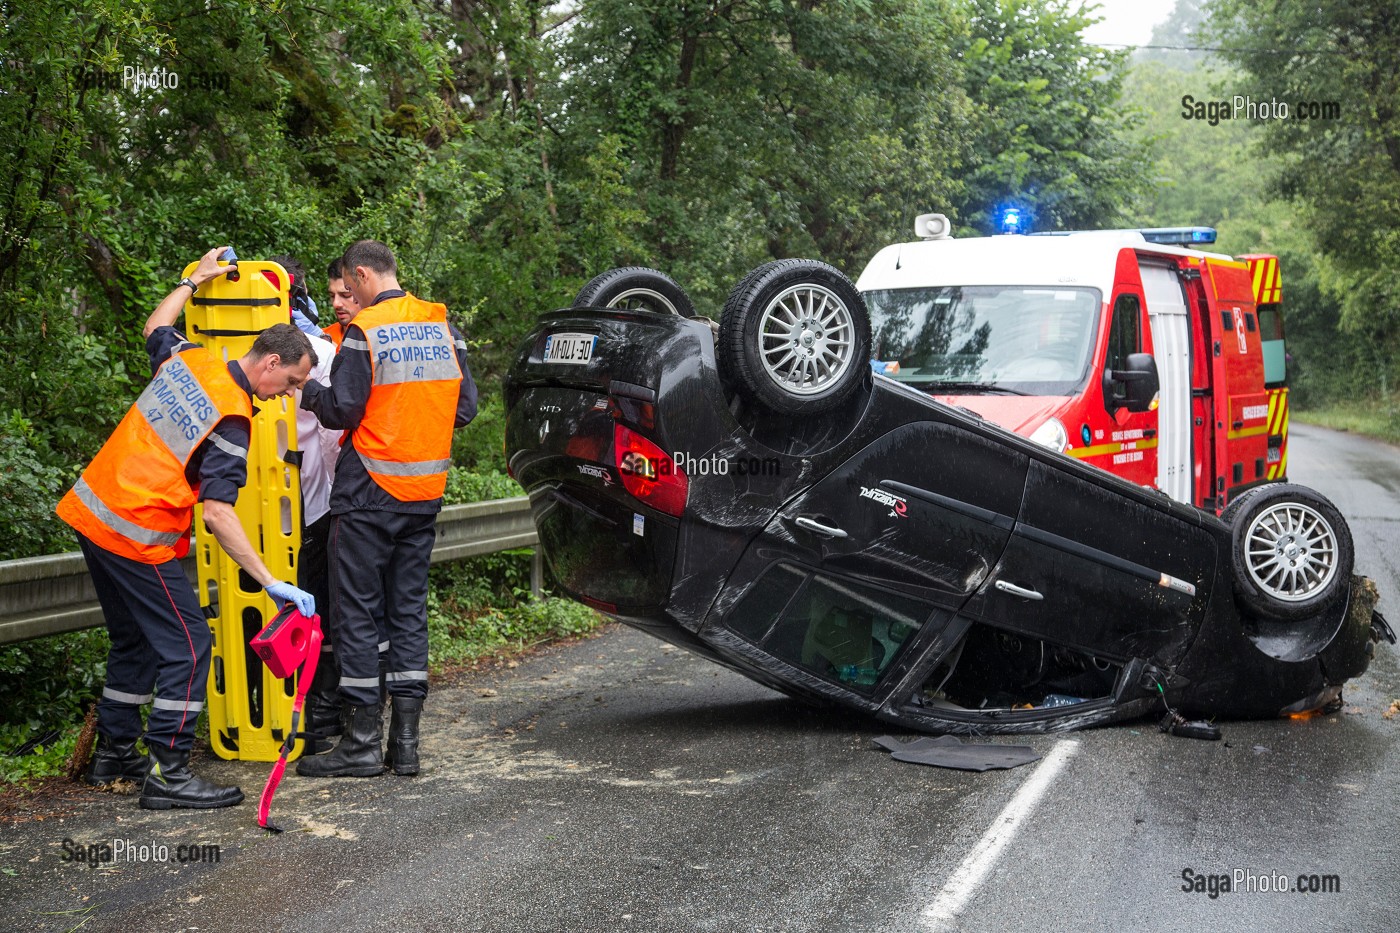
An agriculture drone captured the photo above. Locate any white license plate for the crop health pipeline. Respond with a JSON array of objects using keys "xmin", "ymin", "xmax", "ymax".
[{"xmin": 544, "ymin": 333, "xmax": 597, "ymax": 364}]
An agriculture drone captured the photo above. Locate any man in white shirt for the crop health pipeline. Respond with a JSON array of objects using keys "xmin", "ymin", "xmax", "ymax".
[{"xmin": 296, "ymin": 315, "xmax": 346, "ymax": 749}]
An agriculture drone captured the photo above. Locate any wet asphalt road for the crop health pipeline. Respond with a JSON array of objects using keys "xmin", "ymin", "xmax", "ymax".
[{"xmin": 1, "ymin": 423, "xmax": 1396, "ymax": 933}]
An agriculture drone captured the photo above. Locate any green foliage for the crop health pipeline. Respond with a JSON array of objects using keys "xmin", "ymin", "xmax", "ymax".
[
  {"xmin": 954, "ymin": 0, "xmax": 1152, "ymax": 234},
  {"xmin": 1123, "ymin": 60, "xmax": 1267, "ymax": 231},
  {"xmin": 0, "ymin": 412, "xmax": 74, "ymax": 560},
  {"xmin": 555, "ymin": 0, "xmax": 974, "ymax": 302},
  {"xmin": 1, "ymin": 1, "xmax": 1161, "ymax": 552},
  {"xmin": 0, "ymin": 628, "xmax": 109, "ymax": 741},
  {"xmin": 451, "ymin": 392, "xmax": 509, "ymax": 475},
  {"xmin": 0, "ymin": 726, "xmax": 82, "ymax": 785},
  {"xmin": 1124, "ymin": 4, "xmax": 1399, "ymax": 412},
  {"xmin": 427, "ymin": 550, "xmax": 601, "ymax": 666},
  {"xmin": 1205, "ymin": 0, "xmax": 1400, "ymax": 400},
  {"xmin": 444, "ymin": 468, "xmax": 522, "ymax": 505}
]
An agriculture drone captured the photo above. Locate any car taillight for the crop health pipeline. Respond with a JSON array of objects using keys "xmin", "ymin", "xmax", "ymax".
[{"xmin": 613, "ymin": 423, "xmax": 687, "ymax": 517}]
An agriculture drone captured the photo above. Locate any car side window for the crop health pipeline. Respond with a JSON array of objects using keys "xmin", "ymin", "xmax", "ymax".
[
  {"xmin": 727, "ymin": 564, "xmax": 927, "ymax": 693},
  {"xmin": 1104, "ymin": 294, "xmax": 1141, "ymax": 403}
]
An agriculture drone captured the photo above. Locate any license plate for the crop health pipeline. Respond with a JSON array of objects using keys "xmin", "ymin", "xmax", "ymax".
[{"xmin": 544, "ymin": 333, "xmax": 597, "ymax": 364}]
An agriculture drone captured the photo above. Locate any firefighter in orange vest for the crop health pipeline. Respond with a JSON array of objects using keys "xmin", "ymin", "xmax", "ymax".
[
  {"xmin": 56, "ymin": 247, "xmax": 318, "ymax": 810},
  {"xmin": 319, "ymin": 256, "xmax": 362, "ymax": 350},
  {"xmin": 297, "ymin": 239, "xmax": 477, "ymax": 778}
]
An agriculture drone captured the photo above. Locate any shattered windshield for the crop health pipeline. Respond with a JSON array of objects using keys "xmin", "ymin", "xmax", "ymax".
[{"xmin": 864, "ymin": 285, "xmax": 1102, "ymax": 396}]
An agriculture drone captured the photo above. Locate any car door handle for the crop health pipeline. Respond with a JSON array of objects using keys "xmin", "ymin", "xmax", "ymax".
[
  {"xmin": 794, "ymin": 516, "xmax": 848, "ymax": 538},
  {"xmin": 995, "ymin": 580, "xmax": 1044, "ymax": 601}
]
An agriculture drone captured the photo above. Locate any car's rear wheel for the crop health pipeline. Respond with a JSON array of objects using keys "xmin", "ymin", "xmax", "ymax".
[
  {"xmin": 718, "ymin": 259, "xmax": 871, "ymax": 415},
  {"xmin": 1221, "ymin": 483, "xmax": 1353, "ymax": 621},
  {"xmin": 572, "ymin": 267, "xmax": 696, "ymax": 317}
]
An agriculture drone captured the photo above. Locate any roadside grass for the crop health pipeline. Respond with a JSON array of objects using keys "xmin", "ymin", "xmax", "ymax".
[{"xmin": 1294, "ymin": 400, "xmax": 1400, "ymax": 446}]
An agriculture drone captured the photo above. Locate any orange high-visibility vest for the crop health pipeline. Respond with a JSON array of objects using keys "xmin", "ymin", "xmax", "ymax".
[
  {"xmin": 348, "ymin": 294, "xmax": 462, "ymax": 501},
  {"xmin": 322, "ymin": 322, "xmax": 345, "ymax": 350},
  {"xmin": 57, "ymin": 347, "xmax": 253, "ymax": 563}
]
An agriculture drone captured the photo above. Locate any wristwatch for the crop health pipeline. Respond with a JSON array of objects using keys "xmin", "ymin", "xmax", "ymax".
[{"xmin": 177, "ymin": 276, "xmax": 198, "ymax": 294}]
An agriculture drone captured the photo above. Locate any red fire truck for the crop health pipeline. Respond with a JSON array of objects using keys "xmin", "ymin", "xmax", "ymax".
[{"xmin": 856, "ymin": 217, "xmax": 1289, "ymax": 511}]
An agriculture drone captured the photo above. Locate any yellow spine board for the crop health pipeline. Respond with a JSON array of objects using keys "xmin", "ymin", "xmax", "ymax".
[{"xmin": 182, "ymin": 260, "xmax": 305, "ymax": 762}]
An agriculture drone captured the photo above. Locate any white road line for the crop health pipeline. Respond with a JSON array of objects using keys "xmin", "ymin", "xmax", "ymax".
[{"xmin": 921, "ymin": 739, "xmax": 1081, "ymax": 931}]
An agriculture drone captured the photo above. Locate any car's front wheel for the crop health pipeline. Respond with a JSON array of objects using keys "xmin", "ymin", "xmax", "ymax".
[
  {"xmin": 718, "ymin": 259, "xmax": 871, "ymax": 416},
  {"xmin": 1222, "ymin": 483, "xmax": 1353, "ymax": 621}
]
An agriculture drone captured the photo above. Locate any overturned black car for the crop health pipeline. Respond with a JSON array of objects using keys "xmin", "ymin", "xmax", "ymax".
[{"xmin": 504, "ymin": 261, "xmax": 1392, "ymax": 734}]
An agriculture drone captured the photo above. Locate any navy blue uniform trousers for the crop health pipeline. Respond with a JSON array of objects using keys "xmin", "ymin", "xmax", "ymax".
[
  {"xmin": 298, "ymin": 511, "xmax": 341, "ymax": 700},
  {"xmin": 329, "ymin": 510, "xmax": 433, "ymax": 706},
  {"xmin": 79, "ymin": 533, "xmax": 210, "ymax": 752}
]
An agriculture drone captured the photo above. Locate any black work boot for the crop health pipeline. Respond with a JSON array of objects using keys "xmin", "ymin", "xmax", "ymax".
[
  {"xmin": 303, "ymin": 691, "xmax": 343, "ymax": 755},
  {"xmin": 85, "ymin": 734, "xmax": 149, "ymax": 786},
  {"xmin": 295, "ymin": 703, "xmax": 384, "ymax": 778},
  {"xmin": 139, "ymin": 744, "xmax": 244, "ymax": 810},
  {"xmin": 385, "ymin": 697, "xmax": 423, "ymax": 776}
]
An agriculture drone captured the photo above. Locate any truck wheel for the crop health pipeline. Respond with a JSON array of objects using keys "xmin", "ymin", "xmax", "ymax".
[
  {"xmin": 1221, "ymin": 483, "xmax": 1353, "ymax": 622},
  {"xmin": 718, "ymin": 259, "xmax": 871, "ymax": 415},
  {"xmin": 572, "ymin": 267, "xmax": 696, "ymax": 317}
]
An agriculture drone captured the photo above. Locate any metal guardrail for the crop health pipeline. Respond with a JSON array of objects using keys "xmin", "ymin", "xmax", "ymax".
[{"xmin": 0, "ymin": 497, "xmax": 537, "ymax": 646}]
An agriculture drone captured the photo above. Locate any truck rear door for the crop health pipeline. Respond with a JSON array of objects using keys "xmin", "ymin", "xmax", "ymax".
[
  {"xmin": 1200, "ymin": 258, "xmax": 1270, "ymax": 509},
  {"xmin": 1140, "ymin": 261, "xmax": 1193, "ymax": 503}
]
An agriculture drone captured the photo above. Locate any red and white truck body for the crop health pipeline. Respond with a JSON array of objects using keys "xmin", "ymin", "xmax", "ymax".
[{"xmin": 856, "ymin": 222, "xmax": 1289, "ymax": 512}]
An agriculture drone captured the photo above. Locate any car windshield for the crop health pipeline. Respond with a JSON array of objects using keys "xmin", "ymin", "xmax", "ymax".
[{"xmin": 864, "ymin": 285, "xmax": 1102, "ymax": 396}]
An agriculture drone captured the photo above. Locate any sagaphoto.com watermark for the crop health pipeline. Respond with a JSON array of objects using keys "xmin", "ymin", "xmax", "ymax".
[
  {"xmin": 1180, "ymin": 866, "xmax": 1341, "ymax": 898},
  {"xmin": 618, "ymin": 450, "xmax": 782, "ymax": 480},
  {"xmin": 1181, "ymin": 94, "xmax": 1341, "ymax": 126},
  {"xmin": 61, "ymin": 836, "xmax": 222, "ymax": 870},
  {"xmin": 75, "ymin": 65, "xmax": 230, "ymax": 94}
]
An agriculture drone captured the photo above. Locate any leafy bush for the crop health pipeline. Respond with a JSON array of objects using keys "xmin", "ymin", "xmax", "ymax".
[
  {"xmin": 0, "ymin": 628, "xmax": 109, "ymax": 776},
  {"xmin": 0, "ymin": 412, "xmax": 76, "ymax": 561},
  {"xmin": 0, "ymin": 727, "xmax": 82, "ymax": 785},
  {"xmin": 451, "ymin": 388, "xmax": 508, "ymax": 475},
  {"xmin": 427, "ymin": 549, "xmax": 601, "ymax": 666},
  {"xmin": 444, "ymin": 467, "xmax": 522, "ymax": 505}
]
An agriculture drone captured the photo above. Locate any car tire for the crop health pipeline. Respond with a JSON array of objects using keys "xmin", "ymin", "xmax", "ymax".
[
  {"xmin": 1221, "ymin": 483, "xmax": 1353, "ymax": 622},
  {"xmin": 572, "ymin": 267, "xmax": 696, "ymax": 317},
  {"xmin": 718, "ymin": 259, "xmax": 872, "ymax": 415}
]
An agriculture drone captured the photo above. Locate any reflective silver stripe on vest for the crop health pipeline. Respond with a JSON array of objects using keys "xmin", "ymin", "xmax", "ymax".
[
  {"xmin": 135, "ymin": 355, "xmax": 224, "ymax": 463},
  {"xmin": 378, "ymin": 640, "xmax": 391, "ymax": 653},
  {"xmin": 385, "ymin": 670, "xmax": 428, "ymax": 682},
  {"xmin": 357, "ymin": 453, "xmax": 452, "ymax": 477},
  {"xmin": 341, "ymin": 337, "xmax": 369, "ymax": 352},
  {"xmin": 208, "ymin": 432, "xmax": 247, "ymax": 460},
  {"xmin": 365, "ymin": 321, "xmax": 460, "ymax": 386},
  {"xmin": 74, "ymin": 477, "xmax": 184, "ymax": 547},
  {"xmin": 103, "ymin": 687, "xmax": 154, "ymax": 705},
  {"xmin": 152, "ymin": 698, "xmax": 204, "ymax": 713},
  {"xmin": 340, "ymin": 676, "xmax": 380, "ymax": 689},
  {"xmin": 454, "ymin": 338, "xmax": 467, "ymax": 352}
]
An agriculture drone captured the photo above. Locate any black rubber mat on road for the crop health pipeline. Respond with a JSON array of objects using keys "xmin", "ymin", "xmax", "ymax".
[{"xmin": 873, "ymin": 735, "xmax": 1042, "ymax": 771}]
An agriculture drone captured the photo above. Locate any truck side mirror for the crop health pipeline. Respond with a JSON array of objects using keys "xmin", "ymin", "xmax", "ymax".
[{"xmin": 1104, "ymin": 352, "xmax": 1160, "ymax": 414}]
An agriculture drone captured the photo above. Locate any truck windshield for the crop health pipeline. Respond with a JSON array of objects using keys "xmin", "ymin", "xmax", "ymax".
[{"xmin": 864, "ymin": 285, "xmax": 1102, "ymax": 396}]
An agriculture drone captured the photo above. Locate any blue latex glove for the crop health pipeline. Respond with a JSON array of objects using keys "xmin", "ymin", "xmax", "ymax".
[
  {"xmin": 291, "ymin": 301, "xmax": 322, "ymax": 337},
  {"xmin": 266, "ymin": 581, "xmax": 315, "ymax": 618}
]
